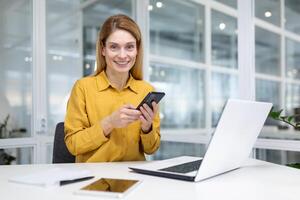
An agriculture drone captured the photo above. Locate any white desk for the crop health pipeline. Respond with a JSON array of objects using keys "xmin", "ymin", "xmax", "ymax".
[{"xmin": 1, "ymin": 159, "xmax": 300, "ymax": 200}]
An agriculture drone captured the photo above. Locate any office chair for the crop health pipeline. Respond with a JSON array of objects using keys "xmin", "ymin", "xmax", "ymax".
[{"xmin": 52, "ymin": 122, "xmax": 75, "ymax": 163}]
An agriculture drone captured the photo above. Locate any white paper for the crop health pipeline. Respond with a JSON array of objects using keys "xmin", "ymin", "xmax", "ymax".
[{"xmin": 8, "ymin": 167, "xmax": 93, "ymax": 188}]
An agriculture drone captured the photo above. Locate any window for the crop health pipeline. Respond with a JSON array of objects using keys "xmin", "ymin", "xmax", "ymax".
[
  {"xmin": 254, "ymin": 0, "xmax": 300, "ymax": 164},
  {"xmin": 255, "ymin": 27, "xmax": 281, "ymax": 76},
  {"xmin": 150, "ymin": 0, "xmax": 205, "ymax": 62},
  {"xmin": 286, "ymin": 83, "xmax": 300, "ymax": 115},
  {"xmin": 46, "ymin": 0, "xmax": 82, "ymax": 134},
  {"xmin": 286, "ymin": 38, "xmax": 300, "ymax": 79},
  {"xmin": 256, "ymin": 79, "xmax": 281, "ymax": 109},
  {"xmin": 211, "ymin": 72, "xmax": 238, "ymax": 126},
  {"xmin": 285, "ymin": 0, "xmax": 300, "ymax": 34},
  {"xmin": 150, "ymin": 63, "xmax": 205, "ymax": 129},
  {"xmin": 0, "ymin": 0, "xmax": 32, "ymax": 139},
  {"xmin": 0, "ymin": 147, "xmax": 33, "ymax": 165},
  {"xmin": 149, "ymin": 0, "xmax": 206, "ymax": 130},
  {"xmin": 153, "ymin": 141, "xmax": 206, "ymax": 160},
  {"xmin": 255, "ymin": 148, "xmax": 300, "ymax": 165},
  {"xmin": 214, "ymin": 0, "xmax": 237, "ymax": 9},
  {"xmin": 211, "ymin": 10, "xmax": 237, "ymax": 69},
  {"xmin": 286, "ymin": 38, "xmax": 300, "ymax": 116},
  {"xmin": 255, "ymin": 0, "xmax": 280, "ymax": 26}
]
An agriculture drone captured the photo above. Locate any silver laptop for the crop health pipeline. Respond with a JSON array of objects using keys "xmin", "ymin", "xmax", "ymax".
[{"xmin": 129, "ymin": 99, "xmax": 272, "ymax": 182}]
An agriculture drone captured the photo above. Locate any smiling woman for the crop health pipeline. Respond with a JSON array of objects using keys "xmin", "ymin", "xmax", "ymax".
[
  {"xmin": 64, "ymin": 14, "xmax": 161, "ymax": 163},
  {"xmin": 102, "ymin": 30, "xmax": 138, "ymax": 80}
]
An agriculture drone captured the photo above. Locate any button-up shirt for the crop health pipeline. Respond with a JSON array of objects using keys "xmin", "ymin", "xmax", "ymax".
[{"xmin": 64, "ymin": 71, "xmax": 161, "ymax": 162}]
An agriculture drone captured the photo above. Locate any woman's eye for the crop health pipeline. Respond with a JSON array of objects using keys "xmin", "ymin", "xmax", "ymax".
[
  {"xmin": 109, "ymin": 45, "xmax": 118, "ymax": 50},
  {"xmin": 126, "ymin": 45, "xmax": 135, "ymax": 50}
]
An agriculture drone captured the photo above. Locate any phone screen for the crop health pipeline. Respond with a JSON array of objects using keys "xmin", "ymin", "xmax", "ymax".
[
  {"xmin": 136, "ymin": 92, "xmax": 165, "ymax": 110},
  {"xmin": 80, "ymin": 178, "xmax": 139, "ymax": 193}
]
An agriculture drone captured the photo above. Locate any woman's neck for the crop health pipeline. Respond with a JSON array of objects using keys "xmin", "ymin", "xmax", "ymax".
[{"xmin": 105, "ymin": 68, "xmax": 129, "ymax": 91}]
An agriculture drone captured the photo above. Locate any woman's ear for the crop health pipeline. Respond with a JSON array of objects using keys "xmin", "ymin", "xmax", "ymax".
[{"xmin": 102, "ymin": 47, "xmax": 106, "ymax": 56}]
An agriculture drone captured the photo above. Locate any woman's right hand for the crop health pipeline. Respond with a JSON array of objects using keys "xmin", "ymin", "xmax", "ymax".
[{"xmin": 101, "ymin": 104, "xmax": 141, "ymax": 136}]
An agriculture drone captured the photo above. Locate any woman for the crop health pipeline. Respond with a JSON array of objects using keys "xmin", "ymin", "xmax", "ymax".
[{"xmin": 64, "ymin": 14, "xmax": 161, "ymax": 162}]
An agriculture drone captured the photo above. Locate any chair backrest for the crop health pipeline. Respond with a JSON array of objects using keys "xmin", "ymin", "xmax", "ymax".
[{"xmin": 52, "ymin": 122, "xmax": 75, "ymax": 163}]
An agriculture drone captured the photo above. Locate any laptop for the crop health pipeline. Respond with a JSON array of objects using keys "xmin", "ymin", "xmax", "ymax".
[{"xmin": 129, "ymin": 99, "xmax": 272, "ymax": 182}]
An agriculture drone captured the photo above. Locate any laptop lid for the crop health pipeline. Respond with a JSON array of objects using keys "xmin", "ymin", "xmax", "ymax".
[
  {"xmin": 194, "ymin": 99, "xmax": 272, "ymax": 181},
  {"xmin": 129, "ymin": 99, "xmax": 272, "ymax": 182}
]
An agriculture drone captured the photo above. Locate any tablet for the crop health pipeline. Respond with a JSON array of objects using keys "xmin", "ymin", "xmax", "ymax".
[{"xmin": 74, "ymin": 178, "xmax": 141, "ymax": 198}]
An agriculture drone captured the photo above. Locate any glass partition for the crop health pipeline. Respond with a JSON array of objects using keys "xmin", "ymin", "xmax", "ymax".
[
  {"xmin": 211, "ymin": 72, "xmax": 238, "ymax": 126},
  {"xmin": 255, "ymin": 148, "xmax": 300, "ymax": 166},
  {"xmin": 46, "ymin": 144, "xmax": 53, "ymax": 164},
  {"xmin": 150, "ymin": 0, "xmax": 205, "ymax": 62},
  {"xmin": 286, "ymin": 38, "xmax": 300, "ymax": 79},
  {"xmin": 0, "ymin": 0, "xmax": 32, "ymax": 138},
  {"xmin": 150, "ymin": 63, "xmax": 205, "ymax": 129},
  {"xmin": 211, "ymin": 10, "xmax": 237, "ymax": 69},
  {"xmin": 0, "ymin": 147, "xmax": 33, "ymax": 165},
  {"xmin": 214, "ymin": 0, "xmax": 237, "ymax": 9},
  {"xmin": 255, "ymin": 27, "xmax": 281, "ymax": 76},
  {"xmin": 46, "ymin": 0, "xmax": 82, "ymax": 135},
  {"xmin": 254, "ymin": 0, "xmax": 300, "ymax": 142},
  {"xmin": 285, "ymin": 0, "xmax": 300, "ymax": 34},
  {"xmin": 286, "ymin": 83, "xmax": 300, "ymax": 116},
  {"xmin": 255, "ymin": 0, "xmax": 280, "ymax": 26},
  {"xmin": 256, "ymin": 79, "xmax": 281, "ymax": 129},
  {"xmin": 256, "ymin": 79, "xmax": 281, "ymax": 109},
  {"xmin": 153, "ymin": 141, "xmax": 206, "ymax": 160}
]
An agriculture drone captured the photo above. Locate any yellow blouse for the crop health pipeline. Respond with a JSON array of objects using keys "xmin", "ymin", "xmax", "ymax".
[{"xmin": 64, "ymin": 71, "xmax": 161, "ymax": 163}]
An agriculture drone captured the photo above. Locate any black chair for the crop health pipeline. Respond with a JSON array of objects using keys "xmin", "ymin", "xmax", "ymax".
[{"xmin": 52, "ymin": 122, "xmax": 75, "ymax": 163}]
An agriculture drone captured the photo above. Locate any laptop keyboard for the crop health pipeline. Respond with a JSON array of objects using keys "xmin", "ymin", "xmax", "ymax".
[{"xmin": 159, "ymin": 160, "xmax": 202, "ymax": 174}]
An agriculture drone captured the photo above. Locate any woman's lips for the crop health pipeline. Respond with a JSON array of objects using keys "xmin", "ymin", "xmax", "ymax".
[{"xmin": 114, "ymin": 61, "xmax": 130, "ymax": 67}]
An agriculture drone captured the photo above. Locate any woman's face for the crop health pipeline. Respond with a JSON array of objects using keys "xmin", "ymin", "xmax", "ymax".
[{"xmin": 102, "ymin": 29, "xmax": 137, "ymax": 74}]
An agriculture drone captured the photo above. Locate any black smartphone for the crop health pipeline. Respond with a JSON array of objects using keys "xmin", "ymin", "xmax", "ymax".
[{"xmin": 136, "ymin": 92, "xmax": 165, "ymax": 110}]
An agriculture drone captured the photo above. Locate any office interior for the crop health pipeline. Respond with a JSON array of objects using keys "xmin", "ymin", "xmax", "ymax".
[{"xmin": 0, "ymin": 0, "xmax": 300, "ymax": 166}]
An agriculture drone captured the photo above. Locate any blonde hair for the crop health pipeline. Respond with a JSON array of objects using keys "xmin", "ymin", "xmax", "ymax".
[{"xmin": 94, "ymin": 14, "xmax": 143, "ymax": 80}]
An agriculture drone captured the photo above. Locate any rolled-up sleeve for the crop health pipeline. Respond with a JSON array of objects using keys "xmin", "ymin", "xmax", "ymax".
[
  {"xmin": 140, "ymin": 109, "xmax": 161, "ymax": 154},
  {"xmin": 64, "ymin": 80, "xmax": 108, "ymax": 156}
]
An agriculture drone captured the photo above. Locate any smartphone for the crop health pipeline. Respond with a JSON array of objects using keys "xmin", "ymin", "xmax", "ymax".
[
  {"xmin": 74, "ymin": 178, "xmax": 141, "ymax": 198},
  {"xmin": 136, "ymin": 92, "xmax": 165, "ymax": 110}
]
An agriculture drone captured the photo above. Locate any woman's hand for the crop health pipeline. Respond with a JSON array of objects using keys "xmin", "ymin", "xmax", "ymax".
[
  {"xmin": 101, "ymin": 104, "xmax": 141, "ymax": 136},
  {"xmin": 139, "ymin": 102, "xmax": 158, "ymax": 133}
]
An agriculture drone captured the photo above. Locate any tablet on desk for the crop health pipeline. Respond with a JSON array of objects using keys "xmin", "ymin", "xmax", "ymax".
[{"xmin": 74, "ymin": 178, "xmax": 141, "ymax": 198}]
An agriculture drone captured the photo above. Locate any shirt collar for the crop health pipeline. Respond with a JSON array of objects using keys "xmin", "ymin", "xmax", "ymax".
[
  {"xmin": 96, "ymin": 71, "xmax": 110, "ymax": 91},
  {"xmin": 124, "ymin": 73, "xmax": 139, "ymax": 93},
  {"xmin": 96, "ymin": 71, "xmax": 139, "ymax": 94}
]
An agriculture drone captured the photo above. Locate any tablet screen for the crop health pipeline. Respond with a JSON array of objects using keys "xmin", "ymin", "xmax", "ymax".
[{"xmin": 80, "ymin": 178, "xmax": 139, "ymax": 193}]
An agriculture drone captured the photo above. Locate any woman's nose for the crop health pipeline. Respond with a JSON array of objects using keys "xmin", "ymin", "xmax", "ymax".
[{"xmin": 118, "ymin": 48, "xmax": 127, "ymax": 58}]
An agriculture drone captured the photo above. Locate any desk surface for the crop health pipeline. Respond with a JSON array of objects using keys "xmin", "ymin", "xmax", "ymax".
[{"xmin": 1, "ymin": 159, "xmax": 300, "ymax": 200}]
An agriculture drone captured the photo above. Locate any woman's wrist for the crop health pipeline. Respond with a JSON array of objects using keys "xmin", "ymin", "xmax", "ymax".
[
  {"xmin": 101, "ymin": 116, "xmax": 113, "ymax": 136},
  {"xmin": 142, "ymin": 125, "xmax": 152, "ymax": 134}
]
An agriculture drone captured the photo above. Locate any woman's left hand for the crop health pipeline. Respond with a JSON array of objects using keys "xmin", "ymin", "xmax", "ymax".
[{"xmin": 139, "ymin": 102, "xmax": 158, "ymax": 133}]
